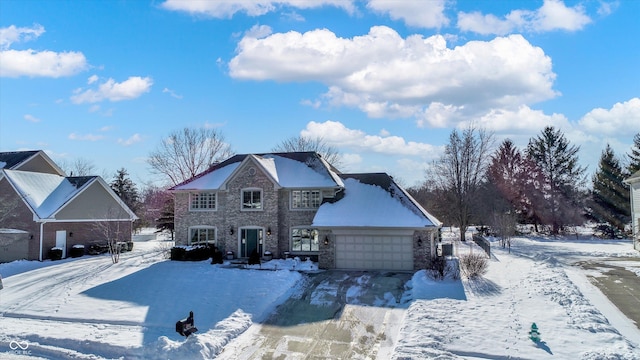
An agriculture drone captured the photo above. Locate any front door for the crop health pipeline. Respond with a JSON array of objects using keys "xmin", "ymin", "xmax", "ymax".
[
  {"xmin": 240, "ymin": 228, "xmax": 263, "ymax": 257},
  {"xmin": 55, "ymin": 230, "xmax": 67, "ymax": 258}
]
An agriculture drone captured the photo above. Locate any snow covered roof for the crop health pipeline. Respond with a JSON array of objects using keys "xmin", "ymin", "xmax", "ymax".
[
  {"xmin": 172, "ymin": 152, "xmax": 343, "ymax": 191},
  {"xmin": 2, "ymin": 170, "xmax": 91, "ymax": 219},
  {"xmin": 1, "ymin": 169, "xmax": 136, "ymax": 221},
  {"xmin": 313, "ymin": 176, "xmax": 440, "ymax": 228}
]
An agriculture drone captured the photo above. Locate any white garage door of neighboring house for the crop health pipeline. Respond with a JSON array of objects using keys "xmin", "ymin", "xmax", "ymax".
[{"xmin": 334, "ymin": 230, "xmax": 414, "ymax": 271}]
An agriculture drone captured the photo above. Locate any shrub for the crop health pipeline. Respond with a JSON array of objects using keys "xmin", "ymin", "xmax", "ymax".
[
  {"xmin": 170, "ymin": 245, "xmax": 211, "ymax": 261},
  {"xmin": 49, "ymin": 248, "xmax": 63, "ymax": 261},
  {"xmin": 211, "ymin": 248, "xmax": 224, "ymax": 264},
  {"xmin": 460, "ymin": 253, "xmax": 489, "ymax": 278},
  {"xmin": 426, "ymin": 256, "xmax": 459, "ymax": 280}
]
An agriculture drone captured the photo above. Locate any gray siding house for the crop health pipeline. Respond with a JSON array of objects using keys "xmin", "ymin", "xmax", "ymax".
[
  {"xmin": 171, "ymin": 152, "xmax": 441, "ymax": 271},
  {"xmin": 624, "ymin": 170, "xmax": 640, "ymax": 251},
  {"xmin": 0, "ymin": 150, "xmax": 138, "ymax": 261}
]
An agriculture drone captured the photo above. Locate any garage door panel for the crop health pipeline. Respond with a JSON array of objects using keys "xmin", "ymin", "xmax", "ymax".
[{"xmin": 335, "ymin": 233, "xmax": 413, "ymax": 271}]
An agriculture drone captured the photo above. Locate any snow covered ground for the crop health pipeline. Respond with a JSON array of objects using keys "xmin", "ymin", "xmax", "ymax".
[{"xmin": 1, "ymin": 230, "xmax": 639, "ymax": 359}]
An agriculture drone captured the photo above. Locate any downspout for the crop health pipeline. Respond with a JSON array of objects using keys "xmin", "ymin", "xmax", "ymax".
[{"xmin": 39, "ymin": 221, "xmax": 46, "ymax": 261}]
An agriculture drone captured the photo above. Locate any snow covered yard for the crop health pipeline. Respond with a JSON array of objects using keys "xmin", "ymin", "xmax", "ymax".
[
  {"xmin": 0, "ymin": 240, "xmax": 308, "ymax": 359},
  {"xmin": 394, "ymin": 235, "xmax": 640, "ymax": 359},
  {"xmin": 1, "ymin": 233, "xmax": 639, "ymax": 359}
]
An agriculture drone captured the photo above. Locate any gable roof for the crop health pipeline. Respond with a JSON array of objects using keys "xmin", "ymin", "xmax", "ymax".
[
  {"xmin": 172, "ymin": 152, "xmax": 343, "ymax": 191},
  {"xmin": 1, "ymin": 169, "xmax": 136, "ymax": 221},
  {"xmin": 0, "ymin": 150, "xmax": 39, "ymax": 169},
  {"xmin": 0, "ymin": 150, "xmax": 65, "ymax": 175},
  {"xmin": 313, "ymin": 173, "xmax": 441, "ymax": 229}
]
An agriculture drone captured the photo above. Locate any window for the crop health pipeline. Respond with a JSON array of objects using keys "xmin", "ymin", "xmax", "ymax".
[
  {"xmin": 190, "ymin": 192, "xmax": 216, "ymax": 210},
  {"xmin": 291, "ymin": 228, "xmax": 319, "ymax": 252},
  {"xmin": 189, "ymin": 227, "xmax": 216, "ymax": 245},
  {"xmin": 242, "ymin": 189, "xmax": 262, "ymax": 210},
  {"xmin": 291, "ymin": 190, "xmax": 321, "ymax": 209}
]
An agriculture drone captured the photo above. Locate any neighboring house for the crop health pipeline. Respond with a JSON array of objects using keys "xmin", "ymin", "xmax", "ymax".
[
  {"xmin": 0, "ymin": 150, "xmax": 66, "ymax": 176},
  {"xmin": 624, "ymin": 170, "xmax": 640, "ymax": 251},
  {"xmin": 0, "ymin": 151, "xmax": 138, "ymax": 262},
  {"xmin": 171, "ymin": 152, "xmax": 441, "ymax": 271}
]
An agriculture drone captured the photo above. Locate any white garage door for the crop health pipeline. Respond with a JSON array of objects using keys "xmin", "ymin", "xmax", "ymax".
[{"xmin": 335, "ymin": 232, "xmax": 414, "ymax": 271}]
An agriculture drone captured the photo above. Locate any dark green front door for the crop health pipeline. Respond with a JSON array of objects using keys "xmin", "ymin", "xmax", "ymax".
[{"xmin": 241, "ymin": 228, "xmax": 262, "ymax": 257}]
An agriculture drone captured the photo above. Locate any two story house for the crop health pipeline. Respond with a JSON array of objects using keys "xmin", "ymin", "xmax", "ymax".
[
  {"xmin": 171, "ymin": 152, "xmax": 441, "ymax": 270},
  {"xmin": 0, "ymin": 150, "xmax": 138, "ymax": 261}
]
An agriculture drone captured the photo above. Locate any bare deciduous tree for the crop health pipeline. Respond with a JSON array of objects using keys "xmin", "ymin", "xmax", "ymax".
[
  {"xmin": 148, "ymin": 127, "xmax": 234, "ymax": 186},
  {"xmin": 272, "ymin": 136, "xmax": 343, "ymax": 169},
  {"xmin": 59, "ymin": 157, "xmax": 96, "ymax": 176},
  {"xmin": 431, "ymin": 126, "xmax": 494, "ymax": 242}
]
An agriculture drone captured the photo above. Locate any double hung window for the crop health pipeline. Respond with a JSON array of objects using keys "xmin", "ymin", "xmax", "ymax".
[
  {"xmin": 291, "ymin": 228, "xmax": 319, "ymax": 252},
  {"xmin": 242, "ymin": 189, "xmax": 262, "ymax": 210}
]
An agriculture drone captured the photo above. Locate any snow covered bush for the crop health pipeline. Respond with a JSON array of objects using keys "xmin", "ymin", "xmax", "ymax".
[
  {"xmin": 459, "ymin": 253, "xmax": 488, "ymax": 278},
  {"xmin": 427, "ymin": 256, "xmax": 460, "ymax": 280},
  {"xmin": 170, "ymin": 245, "xmax": 211, "ymax": 261}
]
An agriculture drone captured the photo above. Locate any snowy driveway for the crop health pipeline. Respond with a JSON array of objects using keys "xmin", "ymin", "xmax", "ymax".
[{"xmin": 217, "ymin": 271, "xmax": 412, "ymax": 359}]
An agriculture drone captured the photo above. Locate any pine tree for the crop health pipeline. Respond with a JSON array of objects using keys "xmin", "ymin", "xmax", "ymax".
[
  {"xmin": 628, "ymin": 133, "xmax": 640, "ymax": 176},
  {"xmin": 590, "ymin": 144, "xmax": 630, "ymax": 232},
  {"xmin": 526, "ymin": 126, "xmax": 587, "ymax": 234},
  {"xmin": 156, "ymin": 197, "xmax": 175, "ymax": 240},
  {"xmin": 110, "ymin": 168, "xmax": 140, "ymax": 214}
]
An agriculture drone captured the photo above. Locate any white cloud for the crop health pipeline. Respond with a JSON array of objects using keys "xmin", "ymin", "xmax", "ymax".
[
  {"xmin": 71, "ymin": 76, "xmax": 153, "ymax": 104},
  {"xmin": 118, "ymin": 133, "xmax": 143, "ymax": 146},
  {"xmin": 0, "ymin": 24, "xmax": 87, "ymax": 78},
  {"xmin": 88, "ymin": 75, "xmax": 99, "ymax": 84},
  {"xmin": 68, "ymin": 133, "xmax": 104, "ymax": 141},
  {"xmin": 23, "ymin": 114, "xmax": 40, "ymax": 123},
  {"xmin": 161, "ymin": 0, "xmax": 355, "ymax": 18},
  {"xmin": 0, "ymin": 24, "xmax": 45, "ymax": 49},
  {"xmin": 301, "ymin": 120, "xmax": 438, "ymax": 157},
  {"xmin": 367, "ymin": 0, "xmax": 449, "ymax": 29},
  {"xmin": 230, "ymin": 26, "xmax": 557, "ymax": 123},
  {"xmin": 162, "ymin": 87, "xmax": 183, "ymax": 99},
  {"xmin": 578, "ymin": 98, "xmax": 640, "ymax": 136},
  {"xmin": 458, "ymin": 0, "xmax": 592, "ymax": 35},
  {"xmin": 462, "ymin": 105, "xmax": 571, "ymax": 134}
]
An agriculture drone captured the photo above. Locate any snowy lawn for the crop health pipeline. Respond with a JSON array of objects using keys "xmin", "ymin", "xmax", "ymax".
[
  {"xmin": 394, "ymin": 234, "xmax": 640, "ymax": 360},
  {"xmin": 1, "ymin": 233, "xmax": 640, "ymax": 359},
  {"xmin": 0, "ymin": 240, "xmax": 311, "ymax": 359}
]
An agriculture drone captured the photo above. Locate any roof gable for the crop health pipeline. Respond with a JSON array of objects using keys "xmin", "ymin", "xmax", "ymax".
[
  {"xmin": 2, "ymin": 169, "xmax": 136, "ymax": 221},
  {"xmin": 172, "ymin": 152, "xmax": 343, "ymax": 191},
  {"xmin": 0, "ymin": 150, "xmax": 65, "ymax": 176}
]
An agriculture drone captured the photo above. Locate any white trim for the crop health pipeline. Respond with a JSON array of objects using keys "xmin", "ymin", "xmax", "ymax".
[
  {"xmin": 188, "ymin": 225, "xmax": 217, "ymax": 245},
  {"xmin": 189, "ymin": 191, "xmax": 217, "ymax": 211},
  {"xmin": 290, "ymin": 189, "xmax": 322, "ymax": 210},
  {"xmin": 241, "ymin": 187, "xmax": 263, "ymax": 211}
]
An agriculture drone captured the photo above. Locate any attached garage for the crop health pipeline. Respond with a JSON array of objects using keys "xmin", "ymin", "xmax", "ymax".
[
  {"xmin": 0, "ymin": 229, "xmax": 29, "ymax": 263},
  {"xmin": 333, "ymin": 230, "xmax": 414, "ymax": 271}
]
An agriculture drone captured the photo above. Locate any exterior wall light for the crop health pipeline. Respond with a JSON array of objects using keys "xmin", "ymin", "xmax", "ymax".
[
  {"xmin": 417, "ymin": 237, "xmax": 422, "ymax": 247},
  {"xmin": 267, "ymin": 227, "xmax": 271, "ymax": 236},
  {"xmin": 229, "ymin": 226, "xmax": 234, "ymax": 235},
  {"xmin": 324, "ymin": 236, "xmax": 329, "ymax": 246}
]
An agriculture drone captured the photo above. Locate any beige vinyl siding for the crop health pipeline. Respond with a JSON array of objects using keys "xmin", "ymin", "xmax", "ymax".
[{"xmin": 55, "ymin": 182, "xmax": 131, "ymax": 220}]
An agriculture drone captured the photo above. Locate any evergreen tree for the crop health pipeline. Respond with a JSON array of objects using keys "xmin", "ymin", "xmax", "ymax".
[
  {"xmin": 590, "ymin": 144, "xmax": 630, "ymax": 231},
  {"xmin": 486, "ymin": 139, "xmax": 526, "ymax": 215},
  {"xmin": 156, "ymin": 197, "xmax": 175, "ymax": 240},
  {"xmin": 628, "ymin": 133, "xmax": 640, "ymax": 176},
  {"xmin": 110, "ymin": 168, "xmax": 141, "ymax": 214},
  {"xmin": 526, "ymin": 126, "xmax": 587, "ymax": 234}
]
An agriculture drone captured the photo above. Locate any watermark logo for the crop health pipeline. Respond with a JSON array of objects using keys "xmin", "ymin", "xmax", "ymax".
[{"xmin": 9, "ymin": 340, "xmax": 31, "ymax": 355}]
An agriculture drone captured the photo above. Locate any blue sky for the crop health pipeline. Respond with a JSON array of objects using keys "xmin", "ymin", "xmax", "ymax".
[{"xmin": 1, "ymin": 0, "xmax": 639, "ymax": 187}]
